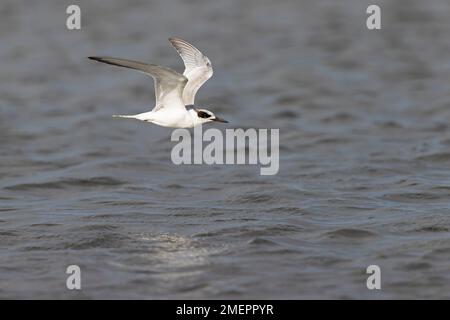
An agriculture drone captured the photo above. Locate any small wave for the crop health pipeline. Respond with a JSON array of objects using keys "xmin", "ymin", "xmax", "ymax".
[
  {"xmin": 324, "ymin": 228, "xmax": 376, "ymax": 239},
  {"xmin": 30, "ymin": 223, "xmax": 60, "ymax": 227},
  {"xmin": 315, "ymin": 137, "xmax": 352, "ymax": 144},
  {"xmin": 68, "ymin": 224, "xmax": 119, "ymax": 232},
  {"xmin": 399, "ymin": 262, "xmax": 432, "ymax": 271},
  {"xmin": 265, "ymin": 206, "xmax": 306, "ymax": 214},
  {"xmin": 303, "ymin": 255, "xmax": 349, "ymax": 266},
  {"xmin": 376, "ymin": 121, "xmax": 403, "ymax": 129},
  {"xmin": 0, "ymin": 230, "xmax": 18, "ymax": 237},
  {"xmin": 194, "ymin": 224, "xmax": 303, "ymax": 238},
  {"xmin": 229, "ymin": 193, "xmax": 276, "ymax": 204},
  {"xmin": 431, "ymin": 186, "xmax": 450, "ymax": 191},
  {"xmin": 273, "ymin": 110, "xmax": 299, "ymax": 119},
  {"xmin": 423, "ymin": 247, "xmax": 450, "ymax": 261},
  {"xmin": 382, "ymin": 192, "xmax": 444, "ymax": 202},
  {"xmin": 63, "ymin": 233, "xmax": 130, "ymax": 250},
  {"xmin": 416, "ymin": 152, "xmax": 450, "ymax": 162},
  {"xmin": 247, "ymin": 237, "xmax": 279, "ymax": 246},
  {"xmin": 413, "ymin": 226, "xmax": 449, "ymax": 233},
  {"xmin": 5, "ymin": 177, "xmax": 125, "ymax": 190},
  {"xmin": 321, "ymin": 112, "xmax": 358, "ymax": 123},
  {"xmin": 163, "ymin": 184, "xmax": 185, "ymax": 189},
  {"xmin": 276, "ymin": 95, "xmax": 302, "ymax": 106},
  {"xmin": 246, "ymin": 237, "xmax": 301, "ymax": 255}
]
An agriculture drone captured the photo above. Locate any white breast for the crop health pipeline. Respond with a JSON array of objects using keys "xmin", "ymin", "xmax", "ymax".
[{"xmin": 143, "ymin": 109, "xmax": 195, "ymax": 128}]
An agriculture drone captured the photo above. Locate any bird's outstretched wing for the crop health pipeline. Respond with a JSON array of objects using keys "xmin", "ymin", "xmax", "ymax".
[
  {"xmin": 88, "ymin": 56, "xmax": 188, "ymax": 111},
  {"xmin": 169, "ymin": 37, "xmax": 213, "ymax": 105}
]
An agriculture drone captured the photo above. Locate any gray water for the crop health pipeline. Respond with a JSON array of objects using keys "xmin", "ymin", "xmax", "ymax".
[{"xmin": 1, "ymin": 0, "xmax": 450, "ymax": 299}]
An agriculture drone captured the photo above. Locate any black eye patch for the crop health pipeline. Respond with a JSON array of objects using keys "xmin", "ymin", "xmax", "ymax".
[{"xmin": 197, "ymin": 111, "xmax": 211, "ymax": 118}]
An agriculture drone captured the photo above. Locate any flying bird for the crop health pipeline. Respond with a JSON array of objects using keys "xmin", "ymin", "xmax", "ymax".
[{"xmin": 88, "ymin": 37, "xmax": 228, "ymax": 128}]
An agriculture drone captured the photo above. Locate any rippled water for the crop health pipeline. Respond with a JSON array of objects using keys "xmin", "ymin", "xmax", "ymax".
[{"xmin": 1, "ymin": 0, "xmax": 450, "ymax": 299}]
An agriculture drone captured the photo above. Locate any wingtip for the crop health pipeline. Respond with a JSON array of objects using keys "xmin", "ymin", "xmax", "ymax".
[{"xmin": 169, "ymin": 36, "xmax": 186, "ymax": 44}]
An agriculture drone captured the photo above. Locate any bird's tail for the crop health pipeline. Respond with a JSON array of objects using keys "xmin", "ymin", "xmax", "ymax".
[{"xmin": 112, "ymin": 114, "xmax": 139, "ymax": 119}]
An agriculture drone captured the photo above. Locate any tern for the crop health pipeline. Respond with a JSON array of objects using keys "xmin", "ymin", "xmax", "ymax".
[{"xmin": 88, "ymin": 37, "xmax": 228, "ymax": 128}]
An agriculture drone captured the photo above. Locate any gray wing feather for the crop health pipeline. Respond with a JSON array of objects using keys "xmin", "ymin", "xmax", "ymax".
[
  {"xmin": 168, "ymin": 37, "xmax": 213, "ymax": 105},
  {"xmin": 88, "ymin": 56, "xmax": 187, "ymax": 111}
]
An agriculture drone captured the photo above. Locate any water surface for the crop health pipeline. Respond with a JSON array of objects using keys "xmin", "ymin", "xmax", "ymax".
[{"xmin": 1, "ymin": 0, "xmax": 450, "ymax": 299}]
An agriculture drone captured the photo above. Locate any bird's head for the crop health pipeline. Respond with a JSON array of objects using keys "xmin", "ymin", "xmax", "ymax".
[{"xmin": 194, "ymin": 108, "xmax": 228, "ymax": 125}]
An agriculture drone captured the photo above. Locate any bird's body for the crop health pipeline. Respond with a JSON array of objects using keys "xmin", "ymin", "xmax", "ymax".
[
  {"xmin": 114, "ymin": 107, "xmax": 199, "ymax": 128},
  {"xmin": 89, "ymin": 37, "xmax": 227, "ymax": 128}
]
